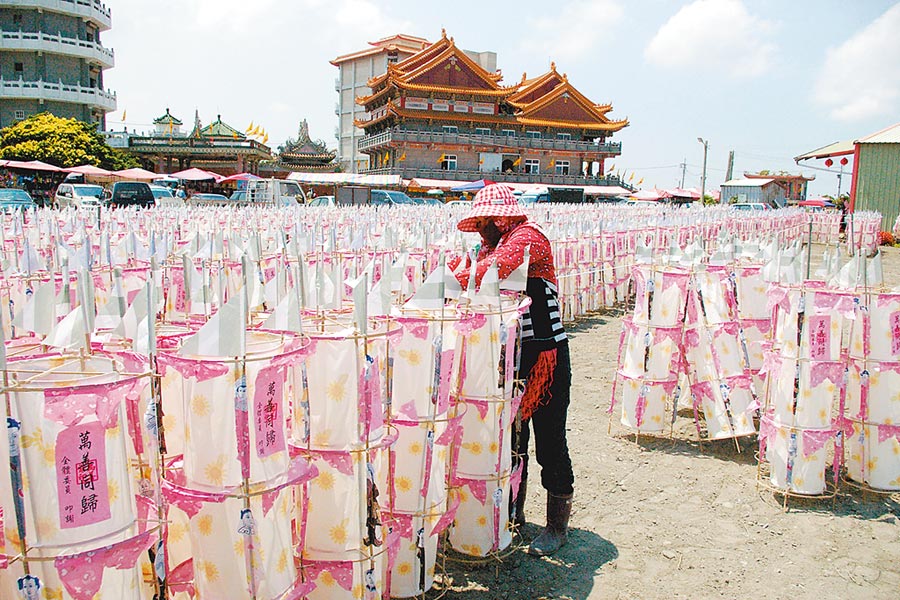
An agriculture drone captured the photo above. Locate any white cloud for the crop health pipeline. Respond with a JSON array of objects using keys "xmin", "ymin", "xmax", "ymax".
[
  {"xmin": 521, "ymin": 1, "xmax": 625, "ymax": 63},
  {"xmin": 813, "ymin": 4, "xmax": 900, "ymax": 122},
  {"xmin": 190, "ymin": 0, "xmax": 280, "ymax": 33},
  {"xmin": 644, "ymin": 0, "xmax": 777, "ymax": 78}
]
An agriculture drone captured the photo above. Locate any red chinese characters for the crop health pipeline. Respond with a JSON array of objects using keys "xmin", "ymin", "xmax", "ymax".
[
  {"xmin": 254, "ymin": 368, "xmax": 286, "ymax": 458},
  {"xmin": 807, "ymin": 315, "xmax": 831, "ymax": 361},
  {"xmin": 55, "ymin": 422, "xmax": 111, "ymax": 528}
]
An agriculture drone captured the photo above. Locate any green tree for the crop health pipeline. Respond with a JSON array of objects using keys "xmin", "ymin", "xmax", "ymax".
[{"xmin": 0, "ymin": 112, "xmax": 138, "ymax": 170}]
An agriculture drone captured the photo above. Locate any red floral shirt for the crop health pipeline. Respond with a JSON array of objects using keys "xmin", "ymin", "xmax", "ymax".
[{"xmin": 454, "ymin": 221, "xmax": 556, "ymax": 287}]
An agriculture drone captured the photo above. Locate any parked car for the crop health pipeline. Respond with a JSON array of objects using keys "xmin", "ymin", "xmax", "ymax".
[
  {"xmin": 188, "ymin": 193, "xmax": 230, "ymax": 206},
  {"xmin": 149, "ymin": 184, "xmax": 184, "ymax": 207},
  {"xmin": 244, "ymin": 179, "xmax": 307, "ymax": 206},
  {"xmin": 229, "ymin": 190, "xmax": 247, "ymax": 202},
  {"xmin": 732, "ymin": 202, "xmax": 770, "ymax": 211},
  {"xmin": 54, "ymin": 183, "xmax": 104, "ymax": 209},
  {"xmin": 108, "ymin": 181, "xmax": 155, "ymax": 208},
  {"xmin": 370, "ymin": 189, "xmax": 417, "ymax": 206},
  {"xmin": 445, "ymin": 200, "xmax": 470, "ymax": 209},
  {"xmin": 307, "ymin": 195, "xmax": 335, "ymax": 207},
  {"xmin": 412, "ymin": 197, "xmax": 444, "ymax": 206},
  {"xmin": 0, "ymin": 188, "xmax": 38, "ymax": 211}
]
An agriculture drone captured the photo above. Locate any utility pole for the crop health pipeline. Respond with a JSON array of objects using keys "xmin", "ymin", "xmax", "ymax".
[
  {"xmin": 680, "ymin": 160, "xmax": 686, "ymax": 188},
  {"xmin": 725, "ymin": 150, "xmax": 734, "ymax": 182},
  {"xmin": 697, "ymin": 138, "xmax": 709, "ymax": 203}
]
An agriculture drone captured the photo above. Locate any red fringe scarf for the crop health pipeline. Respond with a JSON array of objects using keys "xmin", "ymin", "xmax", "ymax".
[{"xmin": 519, "ymin": 348, "xmax": 557, "ymax": 421}]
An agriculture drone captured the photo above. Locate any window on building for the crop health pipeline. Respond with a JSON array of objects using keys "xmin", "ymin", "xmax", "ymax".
[
  {"xmin": 90, "ymin": 78, "xmax": 96, "ymax": 88},
  {"xmin": 501, "ymin": 129, "xmax": 516, "ymax": 137},
  {"xmin": 475, "ymin": 127, "xmax": 491, "ymax": 136},
  {"xmin": 441, "ymin": 154, "xmax": 458, "ymax": 171},
  {"xmin": 524, "ymin": 159, "xmax": 540, "ymax": 174},
  {"xmin": 555, "ymin": 160, "xmax": 570, "ymax": 175},
  {"xmin": 557, "ymin": 132, "xmax": 572, "ymax": 140},
  {"xmin": 14, "ymin": 110, "xmax": 25, "ymax": 120},
  {"xmin": 525, "ymin": 131, "xmax": 542, "ymax": 139},
  {"xmin": 87, "ymin": 32, "xmax": 95, "ymax": 42},
  {"xmin": 387, "ymin": 52, "xmax": 399, "ymax": 64},
  {"xmin": 13, "ymin": 14, "xmax": 21, "ymax": 24},
  {"xmin": 442, "ymin": 125, "xmax": 458, "ymax": 134},
  {"xmin": 14, "ymin": 62, "xmax": 23, "ymax": 73}
]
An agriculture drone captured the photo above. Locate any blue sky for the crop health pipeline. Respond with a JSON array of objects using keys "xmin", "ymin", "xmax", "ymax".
[{"xmin": 103, "ymin": 0, "xmax": 900, "ymax": 197}]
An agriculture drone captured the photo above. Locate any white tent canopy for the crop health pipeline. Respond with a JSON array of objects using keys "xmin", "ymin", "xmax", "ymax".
[{"xmin": 287, "ymin": 172, "xmax": 402, "ymax": 186}]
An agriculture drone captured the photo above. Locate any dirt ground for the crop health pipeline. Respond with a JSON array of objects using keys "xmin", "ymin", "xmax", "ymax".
[{"xmin": 438, "ymin": 244, "xmax": 900, "ymax": 600}]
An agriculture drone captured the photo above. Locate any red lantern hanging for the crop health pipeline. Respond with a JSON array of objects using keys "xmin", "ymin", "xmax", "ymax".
[
  {"xmin": 840, "ymin": 157, "xmax": 849, "ymax": 166},
  {"xmin": 825, "ymin": 158, "xmax": 834, "ymax": 167}
]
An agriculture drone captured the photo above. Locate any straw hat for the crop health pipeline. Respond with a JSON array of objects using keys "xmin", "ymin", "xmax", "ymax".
[{"xmin": 456, "ymin": 184, "xmax": 527, "ymax": 232}]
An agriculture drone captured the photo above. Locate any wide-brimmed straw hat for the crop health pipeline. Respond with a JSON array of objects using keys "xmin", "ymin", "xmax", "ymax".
[{"xmin": 456, "ymin": 184, "xmax": 527, "ymax": 232}]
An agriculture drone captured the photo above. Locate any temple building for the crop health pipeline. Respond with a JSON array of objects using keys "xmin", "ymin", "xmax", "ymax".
[
  {"xmin": 332, "ymin": 33, "xmax": 497, "ymax": 173},
  {"xmin": 744, "ymin": 171, "xmax": 814, "ymax": 204},
  {"xmin": 354, "ymin": 30, "xmax": 628, "ymax": 187},
  {"xmin": 259, "ymin": 119, "xmax": 337, "ymax": 178},
  {"xmin": 125, "ymin": 109, "xmax": 272, "ymax": 174}
]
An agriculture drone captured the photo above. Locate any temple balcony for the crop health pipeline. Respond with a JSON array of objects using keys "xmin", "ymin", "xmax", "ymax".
[
  {"xmin": 358, "ymin": 127, "xmax": 622, "ymax": 156},
  {"xmin": 361, "ymin": 166, "xmax": 629, "ymax": 188},
  {"xmin": 1, "ymin": 30, "xmax": 114, "ymax": 67},
  {"xmin": 0, "ymin": 76, "xmax": 115, "ymax": 110},
  {"xmin": 4, "ymin": 0, "xmax": 112, "ymax": 30}
]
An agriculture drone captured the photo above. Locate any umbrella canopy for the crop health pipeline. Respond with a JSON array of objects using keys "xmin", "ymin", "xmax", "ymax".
[
  {"xmin": 170, "ymin": 167, "xmax": 222, "ymax": 182},
  {"xmin": 631, "ymin": 189, "xmax": 668, "ymax": 201},
  {"xmin": 4, "ymin": 159, "xmax": 63, "ymax": 172},
  {"xmin": 450, "ymin": 179, "xmax": 496, "ymax": 192},
  {"xmin": 219, "ymin": 172, "xmax": 261, "ymax": 184},
  {"xmin": 798, "ymin": 198, "xmax": 835, "ymax": 207},
  {"xmin": 113, "ymin": 167, "xmax": 160, "ymax": 180},
  {"xmin": 64, "ymin": 164, "xmax": 114, "ymax": 177}
]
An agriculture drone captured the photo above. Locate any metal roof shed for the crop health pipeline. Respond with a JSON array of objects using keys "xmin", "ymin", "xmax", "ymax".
[{"xmin": 719, "ymin": 178, "xmax": 781, "ymax": 206}]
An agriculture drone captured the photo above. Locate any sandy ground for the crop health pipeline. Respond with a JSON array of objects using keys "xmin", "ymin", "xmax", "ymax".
[{"xmin": 438, "ymin": 245, "xmax": 900, "ymax": 600}]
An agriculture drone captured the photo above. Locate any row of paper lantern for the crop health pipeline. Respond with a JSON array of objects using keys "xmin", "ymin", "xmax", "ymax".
[{"xmin": 0, "ymin": 289, "xmax": 526, "ymax": 599}]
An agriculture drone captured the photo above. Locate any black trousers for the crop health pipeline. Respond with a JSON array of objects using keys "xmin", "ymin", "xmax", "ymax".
[{"xmin": 514, "ymin": 340, "xmax": 574, "ymax": 496}]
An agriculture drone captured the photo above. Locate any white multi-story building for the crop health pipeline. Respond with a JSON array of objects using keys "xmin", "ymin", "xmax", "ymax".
[
  {"xmin": 0, "ymin": 0, "xmax": 116, "ymax": 129},
  {"xmin": 331, "ymin": 32, "xmax": 496, "ymax": 173}
]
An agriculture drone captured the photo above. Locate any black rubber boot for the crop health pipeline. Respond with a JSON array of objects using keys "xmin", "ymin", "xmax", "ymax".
[
  {"xmin": 512, "ymin": 475, "xmax": 527, "ymax": 529},
  {"xmin": 527, "ymin": 492, "xmax": 572, "ymax": 556}
]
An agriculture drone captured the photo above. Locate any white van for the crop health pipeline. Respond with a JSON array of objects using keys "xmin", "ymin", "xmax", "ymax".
[{"xmin": 245, "ymin": 179, "xmax": 308, "ymax": 206}]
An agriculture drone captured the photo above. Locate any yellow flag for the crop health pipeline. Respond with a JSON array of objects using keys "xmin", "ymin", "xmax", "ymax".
[
  {"xmin": 399, "ymin": 152, "xmax": 406, "ymax": 162},
  {"xmin": 262, "ymin": 133, "xmax": 269, "ymax": 144},
  {"xmin": 121, "ymin": 109, "xmax": 127, "ymax": 121},
  {"xmin": 637, "ymin": 177, "xmax": 644, "ymax": 186},
  {"xmin": 437, "ymin": 153, "xmax": 446, "ymax": 164},
  {"xmin": 629, "ymin": 172, "xmax": 635, "ymax": 182},
  {"xmin": 384, "ymin": 152, "xmax": 390, "ymax": 164},
  {"xmin": 246, "ymin": 121, "xmax": 255, "ymax": 133},
  {"xmin": 167, "ymin": 120, "xmax": 174, "ymax": 134},
  {"xmin": 549, "ymin": 158, "xmax": 556, "ymax": 168},
  {"xmin": 512, "ymin": 157, "xmax": 521, "ymax": 167},
  {"xmin": 252, "ymin": 125, "xmax": 261, "ymax": 136},
  {"xmin": 607, "ymin": 163, "xmax": 615, "ymax": 173}
]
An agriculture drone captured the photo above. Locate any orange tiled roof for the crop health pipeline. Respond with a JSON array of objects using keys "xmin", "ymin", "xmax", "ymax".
[
  {"xmin": 507, "ymin": 67, "xmax": 565, "ymax": 106},
  {"xmin": 394, "ymin": 80, "xmax": 512, "ymax": 96},
  {"xmin": 356, "ymin": 103, "xmax": 625, "ymax": 133},
  {"xmin": 331, "ymin": 34, "xmax": 430, "ymax": 66},
  {"xmin": 367, "ymin": 30, "xmax": 503, "ymax": 90},
  {"xmin": 518, "ymin": 80, "xmax": 627, "ymax": 129},
  {"xmin": 517, "ymin": 115, "xmax": 628, "ymax": 131}
]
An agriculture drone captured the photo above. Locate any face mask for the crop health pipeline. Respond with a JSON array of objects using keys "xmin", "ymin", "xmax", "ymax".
[{"xmin": 480, "ymin": 220, "xmax": 503, "ymax": 246}]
